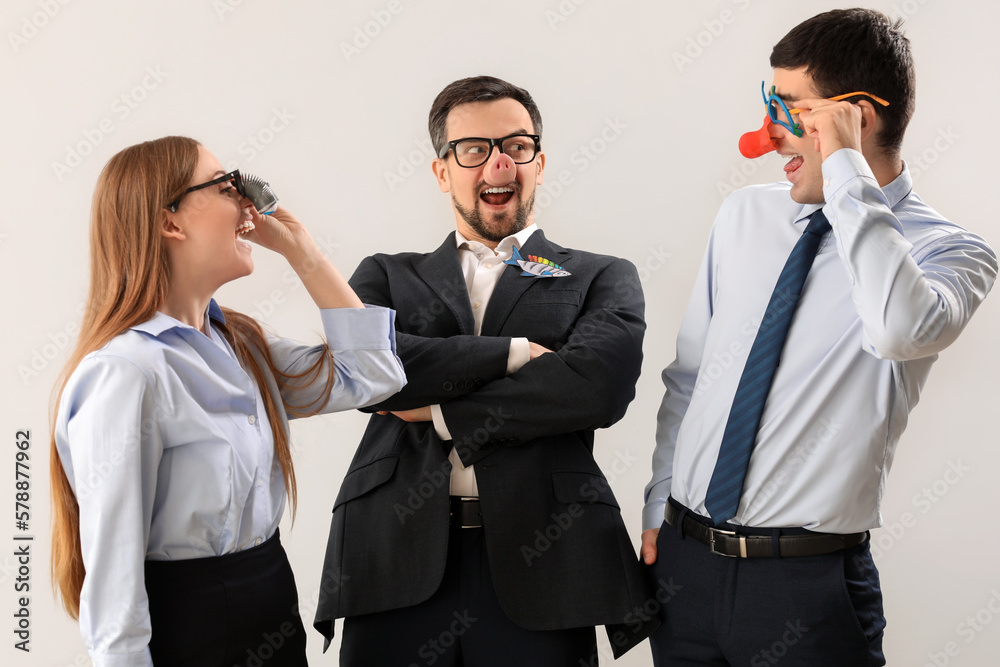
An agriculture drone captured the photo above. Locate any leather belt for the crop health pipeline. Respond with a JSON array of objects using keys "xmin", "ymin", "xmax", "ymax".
[
  {"xmin": 665, "ymin": 502, "xmax": 866, "ymax": 558},
  {"xmin": 450, "ymin": 497, "xmax": 482, "ymax": 528}
]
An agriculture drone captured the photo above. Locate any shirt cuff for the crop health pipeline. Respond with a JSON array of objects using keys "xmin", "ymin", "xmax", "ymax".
[
  {"xmin": 89, "ymin": 648, "xmax": 153, "ymax": 667},
  {"xmin": 507, "ymin": 338, "xmax": 531, "ymax": 374},
  {"xmin": 821, "ymin": 147, "xmax": 878, "ymax": 205},
  {"xmin": 320, "ymin": 306, "xmax": 398, "ymax": 352},
  {"xmin": 430, "ymin": 404, "xmax": 453, "ymax": 441},
  {"xmin": 642, "ymin": 479, "xmax": 672, "ymax": 531}
]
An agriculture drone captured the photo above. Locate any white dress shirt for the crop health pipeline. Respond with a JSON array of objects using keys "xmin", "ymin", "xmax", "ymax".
[
  {"xmin": 644, "ymin": 149, "xmax": 996, "ymax": 534},
  {"xmin": 55, "ymin": 301, "xmax": 405, "ymax": 667},
  {"xmin": 430, "ymin": 224, "xmax": 537, "ymax": 496}
]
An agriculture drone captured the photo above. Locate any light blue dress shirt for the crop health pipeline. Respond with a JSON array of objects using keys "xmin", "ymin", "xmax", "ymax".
[
  {"xmin": 645, "ymin": 149, "xmax": 996, "ymax": 535},
  {"xmin": 55, "ymin": 301, "xmax": 405, "ymax": 667}
]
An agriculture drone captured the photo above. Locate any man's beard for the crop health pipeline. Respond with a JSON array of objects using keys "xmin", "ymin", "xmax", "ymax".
[{"xmin": 453, "ymin": 189, "xmax": 534, "ymax": 243}]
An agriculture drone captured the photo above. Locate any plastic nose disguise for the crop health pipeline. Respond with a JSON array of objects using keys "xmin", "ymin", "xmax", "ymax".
[
  {"xmin": 484, "ymin": 151, "xmax": 516, "ymax": 185},
  {"xmin": 739, "ymin": 115, "xmax": 777, "ymax": 159}
]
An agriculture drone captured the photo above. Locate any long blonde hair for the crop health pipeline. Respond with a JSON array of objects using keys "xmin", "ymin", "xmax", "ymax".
[{"xmin": 50, "ymin": 136, "xmax": 333, "ymax": 618}]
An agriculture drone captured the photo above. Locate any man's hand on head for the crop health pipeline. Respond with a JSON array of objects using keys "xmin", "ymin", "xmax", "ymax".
[{"xmin": 794, "ymin": 98, "xmax": 865, "ymax": 162}]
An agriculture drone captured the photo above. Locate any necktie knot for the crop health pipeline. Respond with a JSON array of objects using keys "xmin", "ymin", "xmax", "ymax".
[{"xmin": 805, "ymin": 209, "xmax": 832, "ymax": 237}]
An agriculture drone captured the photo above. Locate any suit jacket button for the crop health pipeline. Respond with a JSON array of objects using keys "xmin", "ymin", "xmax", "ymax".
[
  {"xmin": 474, "ymin": 379, "xmax": 483, "ymax": 387},
  {"xmin": 443, "ymin": 381, "xmax": 453, "ymax": 391}
]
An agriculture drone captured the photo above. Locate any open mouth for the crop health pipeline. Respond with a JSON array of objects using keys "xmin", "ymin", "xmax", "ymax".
[
  {"xmin": 236, "ymin": 220, "xmax": 254, "ymax": 238},
  {"xmin": 236, "ymin": 219, "xmax": 254, "ymax": 247},
  {"xmin": 783, "ymin": 154, "xmax": 804, "ymax": 180},
  {"xmin": 480, "ymin": 186, "xmax": 515, "ymax": 206}
]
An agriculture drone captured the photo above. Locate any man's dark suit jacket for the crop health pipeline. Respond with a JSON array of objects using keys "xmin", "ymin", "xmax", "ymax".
[{"xmin": 314, "ymin": 230, "xmax": 658, "ymax": 657}]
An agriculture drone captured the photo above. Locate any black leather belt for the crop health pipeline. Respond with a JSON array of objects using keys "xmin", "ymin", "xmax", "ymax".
[
  {"xmin": 666, "ymin": 502, "xmax": 866, "ymax": 558},
  {"xmin": 450, "ymin": 497, "xmax": 482, "ymax": 528}
]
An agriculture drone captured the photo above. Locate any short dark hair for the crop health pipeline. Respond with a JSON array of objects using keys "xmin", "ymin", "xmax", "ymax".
[
  {"xmin": 770, "ymin": 8, "xmax": 914, "ymax": 155},
  {"xmin": 428, "ymin": 76, "xmax": 543, "ymax": 156}
]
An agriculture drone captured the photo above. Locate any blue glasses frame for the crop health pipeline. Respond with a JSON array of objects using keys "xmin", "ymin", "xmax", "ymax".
[
  {"xmin": 762, "ymin": 82, "xmax": 804, "ymax": 137},
  {"xmin": 760, "ymin": 81, "xmax": 891, "ymax": 139}
]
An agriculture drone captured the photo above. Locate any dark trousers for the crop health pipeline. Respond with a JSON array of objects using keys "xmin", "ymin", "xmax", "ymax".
[
  {"xmin": 648, "ymin": 503, "xmax": 886, "ymax": 666},
  {"xmin": 144, "ymin": 529, "xmax": 308, "ymax": 667},
  {"xmin": 340, "ymin": 523, "xmax": 598, "ymax": 666}
]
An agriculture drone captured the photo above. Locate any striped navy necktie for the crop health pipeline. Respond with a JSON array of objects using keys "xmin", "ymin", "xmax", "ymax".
[{"xmin": 704, "ymin": 209, "xmax": 832, "ymax": 525}]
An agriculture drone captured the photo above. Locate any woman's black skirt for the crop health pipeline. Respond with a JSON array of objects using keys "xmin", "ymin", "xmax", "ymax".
[{"xmin": 144, "ymin": 529, "xmax": 308, "ymax": 666}]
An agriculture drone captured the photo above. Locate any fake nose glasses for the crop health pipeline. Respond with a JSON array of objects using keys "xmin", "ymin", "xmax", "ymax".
[{"xmin": 739, "ymin": 116, "xmax": 777, "ymax": 159}]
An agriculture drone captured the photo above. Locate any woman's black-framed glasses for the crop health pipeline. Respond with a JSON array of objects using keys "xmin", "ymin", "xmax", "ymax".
[
  {"xmin": 438, "ymin": 134, "xmax": 540, "ymax": 168},
  {"xmin": 167, "ymin": 170, "xmax": 245, "ymax": 212}
]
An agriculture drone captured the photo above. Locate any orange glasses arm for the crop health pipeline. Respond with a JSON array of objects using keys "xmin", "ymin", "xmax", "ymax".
[{"xmin": 787, "ymin": 91, "xmax": 890, "ymax": 116}]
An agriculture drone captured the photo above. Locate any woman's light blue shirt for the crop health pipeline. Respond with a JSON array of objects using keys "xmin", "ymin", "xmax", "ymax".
[{"xmin": 55, "ymin": 302, "xmax": 405, "ymax": 666}]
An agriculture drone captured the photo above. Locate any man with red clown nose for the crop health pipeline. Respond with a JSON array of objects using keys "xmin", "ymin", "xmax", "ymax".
[{"xmin": 643, "ymin": 8, "xmax": 995, "ymax": 666}]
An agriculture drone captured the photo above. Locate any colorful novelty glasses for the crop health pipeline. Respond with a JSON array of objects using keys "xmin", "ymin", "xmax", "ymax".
[{"xmin": 760, "ymin": 82, "xmax": 890, "ymax": 137}]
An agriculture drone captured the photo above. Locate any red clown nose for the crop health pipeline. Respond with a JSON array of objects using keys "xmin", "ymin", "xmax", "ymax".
[{"xmin": 739, "ymin": 115, "xmax": 777, "ymax": 158}]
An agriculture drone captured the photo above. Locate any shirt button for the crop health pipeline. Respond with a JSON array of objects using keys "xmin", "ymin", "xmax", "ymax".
[
  {"xmin": 258, "ymin": 478, "xmax": 263, "ymax": 488},
  {"xmin": 473, "ymin": 301, "xmax": 481, "ymax": 309},
  {"xmin": 255, "ymin": 537, "xmax": 263, "ymax": 546},
  {"xmin": 248, "ymin": 415, "xmax": 256, "ymax": 425},
  {"xmin": 823, "ymin": 178, "xmax": 830, "ymax": 186}
]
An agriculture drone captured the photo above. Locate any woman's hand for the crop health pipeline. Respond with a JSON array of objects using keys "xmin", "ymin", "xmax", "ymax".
[
  {"xmin": 243, "ymin": 204, "xmax": 363, "ymax": 309},
  {"xmin": 243, "ymin": 205, "xmax": 311, "ymax": 262}
]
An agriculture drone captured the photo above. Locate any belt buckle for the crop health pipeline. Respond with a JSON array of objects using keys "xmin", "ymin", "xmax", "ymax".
[
  {"xmin": 708, "ymin": 528, "xmax": 748, "ymax": 558},
  {"xmin": 456, "ymin": 497, "xmax": 481, "ymax": 529}
]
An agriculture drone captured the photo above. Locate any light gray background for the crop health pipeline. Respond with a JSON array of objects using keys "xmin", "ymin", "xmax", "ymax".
[{"xmin": 2, "ymin": 1, "xmax": 997, "ymax": 665}]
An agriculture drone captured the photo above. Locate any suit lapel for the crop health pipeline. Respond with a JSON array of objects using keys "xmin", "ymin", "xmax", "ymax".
[
  {"xmin": 412, "ymin": 234, "xmax": 475, "ymax": 335},
  {"xmin": 480, "ymin": 230, "xmax": 571, "ymax": 336}
]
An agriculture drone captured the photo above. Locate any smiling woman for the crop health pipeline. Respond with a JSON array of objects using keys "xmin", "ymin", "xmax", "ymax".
[{"xmin": 47, "ymin": 136, "xmax": 406, "ymax": 667}]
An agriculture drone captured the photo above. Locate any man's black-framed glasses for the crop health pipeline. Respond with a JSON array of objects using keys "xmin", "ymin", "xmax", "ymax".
[
  {"xmin": 438, "ymin": 134, "xmax": 540, "ymax": 168},
  {"xmin": 167, "ymin": 170, "xmax": 245, "ymax": 212}
]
